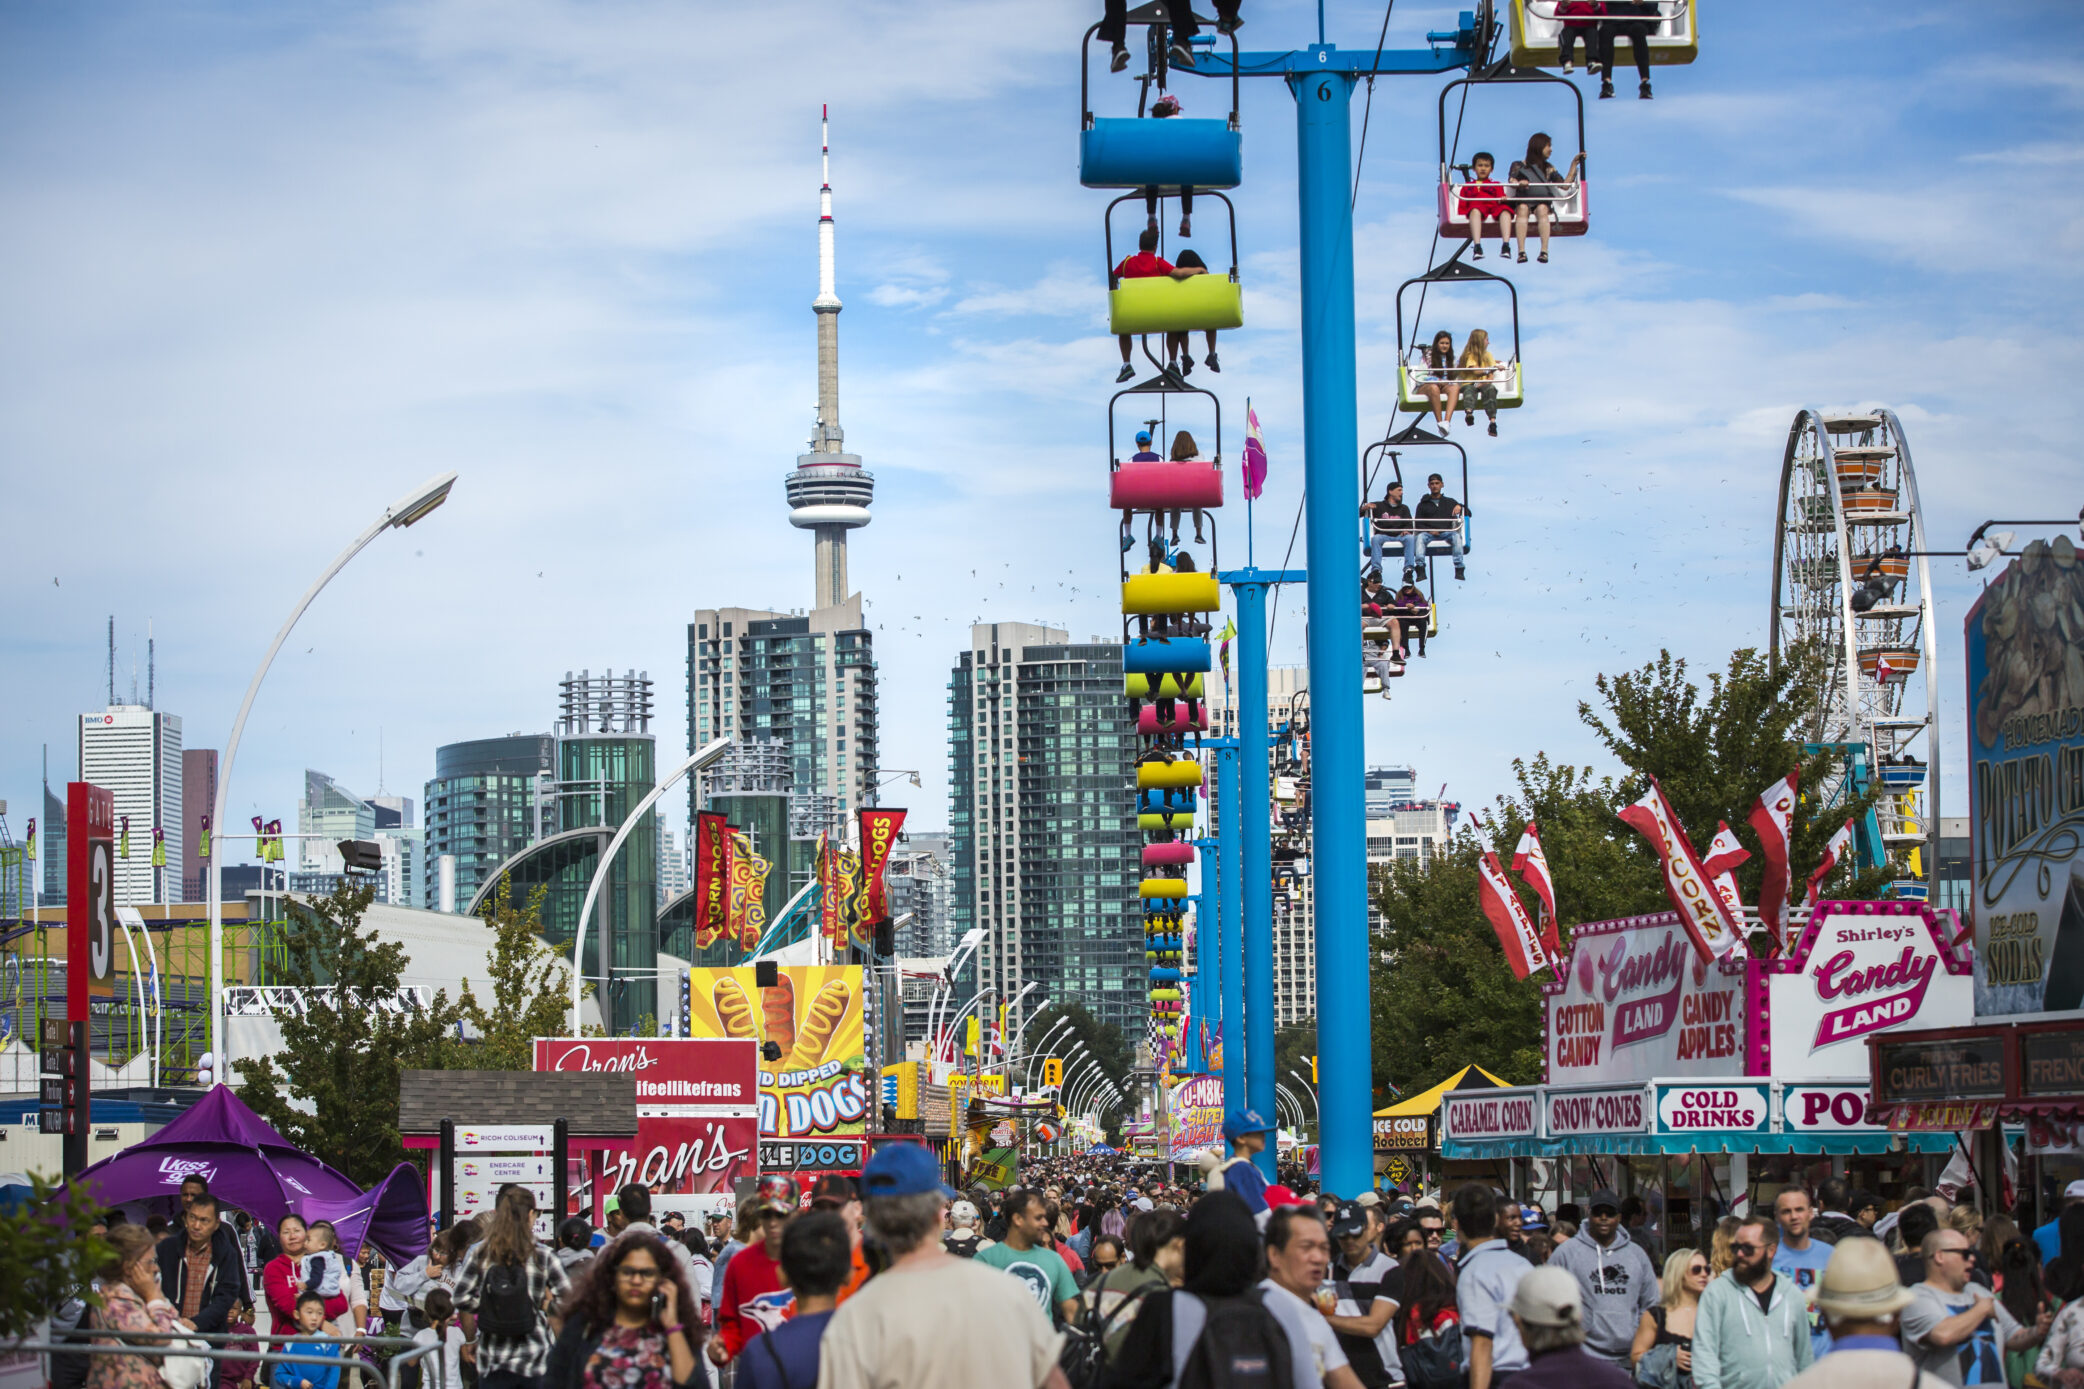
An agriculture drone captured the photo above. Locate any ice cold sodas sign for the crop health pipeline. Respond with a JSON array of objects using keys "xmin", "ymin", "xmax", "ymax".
[{"xmin": 1545, "ymin": 912, "xmax": 1744, "ymax": 1084}]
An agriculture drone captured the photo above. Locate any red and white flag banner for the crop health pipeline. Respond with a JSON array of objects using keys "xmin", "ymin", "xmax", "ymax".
[
  {"xmin": 1804, "ymin": 819, "xmax": 1857, "ymax": 910},
  {"xmin": 1617, "ymin": 778, "xmax": 1743, "ymax": 963},
  {"xmin": 1746, "ymin": 771, "xmax": 1799, "ymax": 948},
  {"xmin": 1478, "ymin": 851, "xmax": 1551, "ymax": 981},
  {"xmin": 1510, "ymin": 822, "xmax": 1562, "ymax": 961},
  {"xmin": 1702, "ymin": 820, "xmax": 1751, "ymax": 941}
]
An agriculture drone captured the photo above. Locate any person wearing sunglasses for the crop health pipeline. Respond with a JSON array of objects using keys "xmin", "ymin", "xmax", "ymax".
[
  {"xmin": 1693, "ymin": 1216, "xmax": 1813, "ymax": 1389},
  {"xmin": 1549, "ymin": 1189, "xmax": 1658, "ymax": 1365},
  {"xmin": 1629, "ymin": 1250, "xmax": 1706, "ymax": 1381},
  {"xmin": 1901, "ymin": 1229, "xmax": 2041, "ymax": 1388}
]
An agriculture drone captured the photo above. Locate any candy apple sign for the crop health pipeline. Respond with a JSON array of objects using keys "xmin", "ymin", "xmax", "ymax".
[{"xmin": 1545, "ymin": 912, "xmax": 1744, "ymax": 1084}]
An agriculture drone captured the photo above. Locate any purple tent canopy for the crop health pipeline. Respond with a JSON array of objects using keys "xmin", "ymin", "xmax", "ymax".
[{"xmin": 63, "ymin": 1085, "xmax": 429, "ymax": 1264}]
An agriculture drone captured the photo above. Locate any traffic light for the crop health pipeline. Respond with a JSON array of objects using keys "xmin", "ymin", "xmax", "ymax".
[
  {"xmin": 1309, "ymin": 1055, "xmax": 1318, "ymax": 1084},
  {"xmin": 1042, "ymin": 1057, "xmax": 1064, "ymax": 1088}
]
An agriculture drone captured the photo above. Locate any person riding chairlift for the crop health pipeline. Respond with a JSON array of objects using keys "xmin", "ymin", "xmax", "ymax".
[
  {"xmin": 1114, "ymin": 228, "xmax": 1174, "ymax": 382},
  {"xmin": 1599, "ymin": 1, "xmax": 1659, "ymax": 99},
  {"xmin": 1392, "ymin": 583, "xmax": 1430, "ymax": 659},
  {"xmin": 1461, "ymin": 153, "xmax": 1513, "ymax": 261},
  {"xmin": 1508, "ymin": 132, "xmax": 1586, "ymax": 264},
  {"xmin": 1557, "ymin": 1, "xmax": 1605, "ymax": 75},
  {"xmin": 1164, "ymin": 430, "xmax": 1211, "ymax": 544},
  {"xmin": 1097, "ymin": 0, "xmax": 1244, "ymax": 74},
  {"xmin": 1458, "ymin": 329, "xmax": 1503, "ymax": 437},
  {"xmin": 1164, "ymin": 250, "xmax": 1221, "ymax": 376},
  {"xmin": 1409, "ymin": 331, "xmax": 1462, "ymax": 432}
]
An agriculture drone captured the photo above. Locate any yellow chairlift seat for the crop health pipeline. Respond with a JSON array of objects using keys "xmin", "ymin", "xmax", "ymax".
[
  {"xmin": 1126, "ymin": 672, "xmax": 1205, "ymax": 699},
  {"xmin": 1109, "ymin": 273, "xmax": 1244, "ymax": 337},
  {"xmin": 1137, "ymin": 760, "xmax": 1206, "ymax": 791},
  {"xmin": 1139, "ymin": 876, "xmax": 1190, "ymax": 899},
  {"xmin": 1123, "ymin": 571, "xmax": 1222, "ymax": 615},
  {"xmin": 1397, "ymin": 361, "xmax": 1523, "ymax": 412}
]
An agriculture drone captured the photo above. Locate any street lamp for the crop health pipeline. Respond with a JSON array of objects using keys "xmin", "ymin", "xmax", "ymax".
[
  {"xmin": 924, "ymin": 927, "xmax": 987, "ymax": 1060},
  {"xmin": 1043, "ymin": 1040, "xmax": 1090, "ymax": 1099},
  {"xmin": 1022, "ymin": 1020, "xmax": 1076, "ymax": 1089},
  {"xmin": 207, "ymin": 471, "xmax": 457, "ymax": 1079},
  {"xmin": 570, "ymin": 738, "xmax": 733, "ymax": 1033},
  {"xmin": 1287, "ymin": 1068, "xmax": 1322, "ymax": 1128}
]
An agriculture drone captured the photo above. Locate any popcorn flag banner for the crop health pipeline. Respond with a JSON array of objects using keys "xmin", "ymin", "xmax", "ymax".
[{"xmin": 1617, "ymin": 777, "xmax": 1743, "ymax": 962}]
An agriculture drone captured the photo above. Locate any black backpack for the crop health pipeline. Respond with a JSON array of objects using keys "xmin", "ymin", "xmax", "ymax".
[
  {"xmin": 943, "ymin": 1233, "xmax": 981, "ymax": 1259},
  {"xmin": 476, "ymin": 1257, "xmax": 539, "ymax": 1340},
  {"xmin": 1059, "ymin": 1282, "xmax": 1158, "ymax": 1389},
  {"xmin": 1177, "ymin": 1290, "xmax": 1295, "ymax": 1389}
]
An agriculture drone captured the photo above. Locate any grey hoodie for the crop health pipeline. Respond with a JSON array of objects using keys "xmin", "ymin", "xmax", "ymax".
[{"xmin": 1546, "ymin": 1221, "xmax": 1659, "ymax": 1361}]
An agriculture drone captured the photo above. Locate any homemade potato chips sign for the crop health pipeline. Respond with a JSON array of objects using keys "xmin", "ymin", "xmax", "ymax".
[{"xmin": 685, "ymin": 965, "xmax": 870, "ymax": 1139}]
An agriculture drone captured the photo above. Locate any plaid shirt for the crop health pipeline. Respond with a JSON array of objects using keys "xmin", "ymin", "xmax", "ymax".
[{"xmin": 451, "ymin": 1243, "xmax": 570, "ymax": 1377}]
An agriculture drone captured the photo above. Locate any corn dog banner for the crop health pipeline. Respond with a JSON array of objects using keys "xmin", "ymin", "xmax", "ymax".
[
  {"xmin": 856, "ymin": 807, "xmax": 907, "ymax": 947},
  {"xmin": 1617, "ymin": 777, "xmax": 1744, "ymax": 963},
  {"xmin": 533, "ymin": 1037, "xmax": 760, "ymax": 1210},
  {"xmin": 815, "ymin": 834, "xmax": 843, "ymax": 947},
  {"xmin": 694, "ymin": 812, "xmax": 729, "ymax": 950},
  {"xmin": 685, "ymin": 965, "xmax": 871, "ymax": 1169},
  {"xmin": 833, "ymin": 848, "xmax": 862, "ymax": 949}
]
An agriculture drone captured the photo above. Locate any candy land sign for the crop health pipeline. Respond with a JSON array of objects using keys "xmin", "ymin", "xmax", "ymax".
[
  {"xmin": 1544, "ymin": 912, "xmax": 1744, "ymax": 1084},
  {"xmin": 1749, "ymin": 900, "xmax": 1973, "ymax": 1080}
]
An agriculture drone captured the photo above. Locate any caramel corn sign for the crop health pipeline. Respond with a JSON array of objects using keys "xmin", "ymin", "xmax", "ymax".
[{"xmin": 686, "ymin": 965, "xmax": 871, "ymax": 1139}]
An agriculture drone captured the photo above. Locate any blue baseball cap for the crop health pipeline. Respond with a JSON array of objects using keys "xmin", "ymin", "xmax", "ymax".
[
  {"xmin": 1136, "ymin": 430, "xmax": 1152, "ymax": 444},
  {"xmin": 1222, "ymin": 1108, "xmax": 1272, "ymax": 1139},
  {"xmin": 862, "ymin": 1142, "xmax": 958, "ymax": 1200}
]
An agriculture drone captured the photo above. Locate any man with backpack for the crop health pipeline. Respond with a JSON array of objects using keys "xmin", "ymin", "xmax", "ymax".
[
  {"xmin": 944, "ymin": 1200, "xmax": 989, "ymax": 1258},
  {"xmin": 452, "ymin": 1187, "xmax": 571, "ymax": 1389}
]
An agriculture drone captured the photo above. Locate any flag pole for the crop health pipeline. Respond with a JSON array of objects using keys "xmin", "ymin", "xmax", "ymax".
[{"xmin": 1245, "ymin": 396, "xmax": 1256, "ymax": 569}]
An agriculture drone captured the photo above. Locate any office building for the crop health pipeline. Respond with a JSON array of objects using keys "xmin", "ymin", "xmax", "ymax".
[
  {"xmin": 1934, "ymin": 815, "xmax": 1970, "ymax": 919},
  {"xmin": 888, "ymin": 833, "xmax": 953, "ymax": 958},
  {"xmin": 422, "ymin": 734, "xmax": 556, "ymax": 911},
  {"xmin": 1364, "ymin": 765, "xmax": 1418, "ymax": 818},
  {"xmin": 688, "ymin": 604, "xmax": 879, "ymax": 837},
  {"xmin": 369, "ymin": 795, "xmax": 420, "ymax": 911},
  {"xmin": 79, "ymin": 706, "xmax": 183, "ymax": 906},
  {"xmin": 181, "ymin": 750, "xmax": 217, "ymax": 902},
  {"xmin": 950, "ymin": 623, "xmax": 1142, "ymax": 1035},
  {"xmin": 297, "ymin": 770, "xmax": 374, "ymax": 877},
  {"xmin": 556, "ymin": 670, "xmax": 658, "ymax": 1026},
  {"xmin": 41, "ymin": 778, "xmax": 66, "ymax": 906},
  {"xmin": 658, "ymin": 825, "xmax": 689, "ymax": 907}
]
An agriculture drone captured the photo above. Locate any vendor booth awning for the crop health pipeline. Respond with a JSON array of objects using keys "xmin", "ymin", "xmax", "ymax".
[
  {"xmin": 62, "ymin": 1084, "xmax": 430, "ymax": 1264},
  {"xmin": 1374, "ymin": 1064, "xmax": 1510, "ymax": 1119}
]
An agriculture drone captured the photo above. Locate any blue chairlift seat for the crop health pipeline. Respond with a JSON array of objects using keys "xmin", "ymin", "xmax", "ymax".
[
  {"xmin": 1081, "ymin": 118, "xmax": 1243, "ymax": 192},
  {"xmin": 1123, "ymin": 636, "xmax": 1212, "ymax": 675}
]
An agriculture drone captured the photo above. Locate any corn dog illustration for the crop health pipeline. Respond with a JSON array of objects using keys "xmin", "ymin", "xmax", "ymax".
[
  {"xmin": 784, "ymin": 979, "xmax": 854, "ymax": 1071},
  {"xmin": 712, "ymin": 976, "xmax": 757, "ymax": 1041},
  {"xmin": 760, "ymin": 974, "xmax": 798, "ymax": 1056}
]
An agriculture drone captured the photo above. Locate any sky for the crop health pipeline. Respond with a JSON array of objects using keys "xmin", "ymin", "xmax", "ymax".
[{"xmin": 2, "ymin": 0, "xmax": 2079, "ymax": 867}]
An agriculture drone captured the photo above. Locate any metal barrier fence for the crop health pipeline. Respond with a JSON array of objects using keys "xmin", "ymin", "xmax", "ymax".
[{"xmin": 17, "ymin": 1328, "xmax": 447, "ymax": 1389}]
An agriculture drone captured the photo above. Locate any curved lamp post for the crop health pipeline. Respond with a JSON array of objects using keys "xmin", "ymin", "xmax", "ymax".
[
  {"xmin": 208, "ymin": 471, "xmax": 456, "ymax": 1076},
  {"xmin": 570, "ymin": 737, "xmax": 732, "ymax": 1033}
]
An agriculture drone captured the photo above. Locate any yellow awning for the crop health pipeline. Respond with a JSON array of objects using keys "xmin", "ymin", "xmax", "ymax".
[{"xmin": 1373, "ymin": 1064, "xmax": 1513, "ymax": 1118}]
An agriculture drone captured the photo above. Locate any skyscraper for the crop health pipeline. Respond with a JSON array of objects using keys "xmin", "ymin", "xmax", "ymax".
[
  {"xmin": 297, "ymin": 770, "xmax": 374, "ymax": 876},
  {"xmin": 949, "ymin": 623, "xmax": 1143, "ymax": 1035},
  {"xmin": 690, "ymin": 119, "xmax": 880, "ymax": 839},
  {"xmin": 181, "ymin": 749, "xmax": 217, "ymax": 902},
  {"xmin": 79, "ymin": 706, "xmax": 182, "ymax": 905},
  {"xmin": 422, "ymin": 734, "xmax": 556, "ymax": 911},
  {"xmin": 555, "ymin": 669, "xmax": 658, "ymax": 1025},
  {"xmin": 784, "ymin": 106, "xmax": 873, "ymax": 612}
]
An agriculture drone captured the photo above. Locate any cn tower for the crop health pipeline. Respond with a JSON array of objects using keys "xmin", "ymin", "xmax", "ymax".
[{"xmin": 785, "ymin": 105, "xmax": 873, "ymax": 610}]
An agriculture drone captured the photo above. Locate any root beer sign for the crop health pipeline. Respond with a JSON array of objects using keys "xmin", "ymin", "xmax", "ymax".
[{"xmin": 1543, "ymin": 912, "xmax": 1745, "ymax": 1084}]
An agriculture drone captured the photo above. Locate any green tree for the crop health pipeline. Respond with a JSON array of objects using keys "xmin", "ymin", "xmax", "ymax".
[
  {"xmin": 235, "ymin": 882, "xmax": 457, "ymax": 1186},
  {"xmin": 1028, "ymin": 1002, "xmax": 1134, "ymax": 1097},
  {"xmin": 1370, "ymin": 643, "xmax": 1894, "ymax": 1094},
  {"xmin": 0, "ymin": 1175, "xmax": 109, "ymax": 1341},
  {"xmin": 443, "ymin": 876, "xmax": 573, "ymax": 1070}
]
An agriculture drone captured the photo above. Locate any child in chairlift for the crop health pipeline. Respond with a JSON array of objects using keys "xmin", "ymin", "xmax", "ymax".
[
  {"xmin": 1460, "ymin": 152, "xmax": 1512, "ymax": 260},
  {"xmin": 1556, "ymin": 1, "xmax": 1605, "ymax": 75},
  {"xmin": 1113, "ymin": 228, "xmax": 1174, "ymax": 382}
]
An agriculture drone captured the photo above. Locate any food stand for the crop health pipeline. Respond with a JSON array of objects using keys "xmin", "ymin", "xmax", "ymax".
[
  {"xmin": 1443, "ymin": 901, "xmax": 1970, "ymax": 1248},
  {"xmin": 1373, "ymin": 1064, "xmax": 1510, "ymax": 1193}
]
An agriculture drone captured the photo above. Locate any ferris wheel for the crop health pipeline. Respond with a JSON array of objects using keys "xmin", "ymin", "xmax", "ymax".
[{"xmin": 1768, "ymin": 407, "xmax": 1940, "ymax": 894}]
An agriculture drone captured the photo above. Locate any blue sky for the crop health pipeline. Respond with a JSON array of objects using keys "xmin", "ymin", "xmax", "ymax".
[{"xmin": 2, "ymin": 0, "xmax": 2078, "ymax": 863}]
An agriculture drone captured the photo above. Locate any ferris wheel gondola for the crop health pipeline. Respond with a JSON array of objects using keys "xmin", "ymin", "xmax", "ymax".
[{"xmin": 1769, "ymin": 407, "xmax": 1940, "ymax": 895}]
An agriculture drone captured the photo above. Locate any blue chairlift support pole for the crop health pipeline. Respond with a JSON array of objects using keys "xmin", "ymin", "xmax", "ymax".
[
  {"xmin": 1221, "ymin": 566, "xmax": 1306, "ymax": 1180},
  {"xmin": 1188, "ymin": 843, "xmax": 1218, "ymax": 1075},
  {"xmin": 1214, "ymin": 739, "xmax": 1244, "ymax": 1122},
  {"xmin": 1181, "ymin": 15, "xmax": 1484, "ymax": 1196}
]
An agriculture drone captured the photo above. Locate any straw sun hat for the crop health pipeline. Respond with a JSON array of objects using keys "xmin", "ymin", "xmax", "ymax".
[{"xmin": 1813, "ymin": 1237, "xmax": 1917, "ymax": 1320}]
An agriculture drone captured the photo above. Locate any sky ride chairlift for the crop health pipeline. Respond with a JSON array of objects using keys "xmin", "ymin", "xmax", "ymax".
[
  {"xmin": 1437, "ymin": 65, "xmax": 1589, "ymax": 241},
  {"xmin": 1083, "ymin": 10, "xmax": 1245, "ymax": 342},
  {"xmin": 1395, "ymin": 252, "xmax": 1525, "ymax": 414},
  {"xmin": 1111, "ymin": 372, "xmax": 1221, "ymax": 733},
  {"xmin": 1505, "ymin": 0, "xmax": 1699, "ymax": 71}
]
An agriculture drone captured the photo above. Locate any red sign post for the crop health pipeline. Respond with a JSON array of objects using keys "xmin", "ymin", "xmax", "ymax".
[{"xmin": 59, "ymin": 783, "xmax": 116, "ymax": 1174}]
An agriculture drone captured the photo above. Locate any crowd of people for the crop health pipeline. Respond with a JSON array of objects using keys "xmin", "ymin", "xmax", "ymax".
[{"xmin": 51, "ymin": 1129, "xmax": 2084, "ymax": 1389}]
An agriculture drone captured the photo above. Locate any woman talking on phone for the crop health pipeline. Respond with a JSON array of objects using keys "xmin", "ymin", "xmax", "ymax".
[{"xmin": 545, "ymin": 1231, "xmax": 705, "ymax": 1389}]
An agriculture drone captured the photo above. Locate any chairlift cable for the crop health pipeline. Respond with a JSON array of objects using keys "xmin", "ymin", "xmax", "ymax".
[
  {"xmin": 1410, "ymin": 26, "xmax": 1491, "ymax": 347},
  {"xmin": 1350, "ymin": 0, "xmax": 1398, "ymax": 211},
  {"xmin": 1266, "ymin": 483, "xmax": 1308, "ymax": 655}
]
